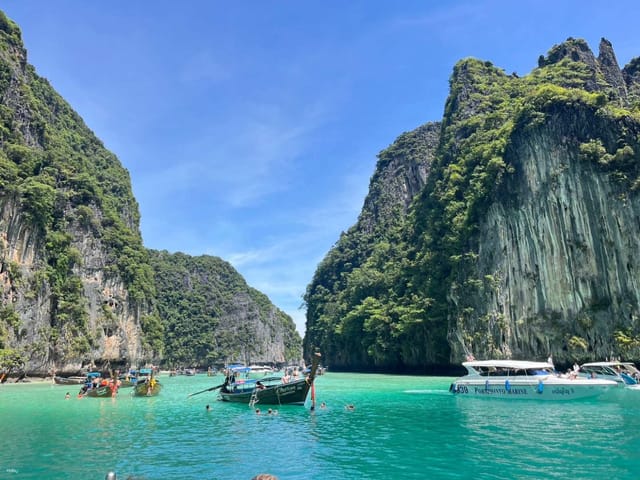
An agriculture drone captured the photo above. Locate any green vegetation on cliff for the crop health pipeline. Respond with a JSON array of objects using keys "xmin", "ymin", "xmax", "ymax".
[
  {"xmin": 0, "ymin": 11, "xmax": 161, "ymax": 362},
  {"xmin": 149, "ymin": 250, "xmax": 301, "ymax": 367},
  {"xmin": 304, "ymin": 38, "xmax": 640, "ymax": 371}
]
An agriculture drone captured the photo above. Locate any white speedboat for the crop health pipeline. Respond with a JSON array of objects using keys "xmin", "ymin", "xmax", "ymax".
[
  {"xmin": 450, "ymin": 360, "xmax": 618, "ymax": 400},
  {"xmin": 579, "ymin": 361, "xmax": 640, "ymax": 389},
  {"xmin": 247, "ymin": 365, "xmax": 274, "ymax": 375}
]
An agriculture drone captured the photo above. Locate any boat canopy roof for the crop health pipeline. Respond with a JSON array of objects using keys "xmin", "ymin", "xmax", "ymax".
[
  {"xmin": 581, "ymin": 361, "xmax": 636, "ymax": 367},
  {"xmin": 463, "ymin": 360, "xmax": 553, "ymax": 369},
  {"xmin": 227, "ymin": 364, "xmax": 250, "ymax": 373}
]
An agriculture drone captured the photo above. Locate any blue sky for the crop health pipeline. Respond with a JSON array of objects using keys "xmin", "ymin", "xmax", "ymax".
[{"xmin": 3, "ymin": 1, "xmax": 640, "ymax": 335}]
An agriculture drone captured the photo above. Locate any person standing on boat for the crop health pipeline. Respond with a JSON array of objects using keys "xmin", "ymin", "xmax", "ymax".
[{"xmin": 548, "ymin": 355, "xmax": 557, "ymax": 373}]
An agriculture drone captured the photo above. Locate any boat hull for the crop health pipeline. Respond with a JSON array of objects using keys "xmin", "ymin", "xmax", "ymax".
[
  {"xmin": 450, "ymin": 377, "xmax": 616, "ymax": 401},
  {"xmin": 133, "ymin": 381, "xmax": 162, "ymax": 397},
  {"xmin": 219, "ymin": 378, "xmax": 311, "ymax": 405},
  {"xmin": 54, "ymin": 376, "xmax": 86, "ymax": 385},
  {"xmin": 85, "ymin": 385, "xmax": 117, "ymax": 398}
]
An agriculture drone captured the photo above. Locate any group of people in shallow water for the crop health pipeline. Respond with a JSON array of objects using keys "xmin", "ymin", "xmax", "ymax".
[
  {"xmin": 255, "ymin": 408, "xmax": 279, "ymax": 415},
  {"xmin": 76, "ymin": 376, "xmax": 120, "ymax": 398}
]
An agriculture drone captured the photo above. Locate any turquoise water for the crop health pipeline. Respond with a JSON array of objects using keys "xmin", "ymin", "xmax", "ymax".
[{"xmin": 1, "ymin": 373, "xmax": 640, "ymax": 479}]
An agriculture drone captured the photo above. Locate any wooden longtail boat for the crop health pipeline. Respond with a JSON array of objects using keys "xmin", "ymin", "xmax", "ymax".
[
  {"xmin": 118, "ymin": 369, "xmax": 140, "ymax": 388},
  {"xmin": 79, "ymin": 372, "xmax": 119, "ymax": 398},
  {"xmin": 54, "ymin": 375, "xmax": 87, "ymax": 385},
  {"xmin": 218, "ymin": 353, "xmax": 321, "ymax": 406},
  {"xmin": 133, "ymin": 369, "xmax": 162, "ymax": 396},
  {"xmin": 85, "ymin": 383, "xmax": 118, "ymax": 398}
]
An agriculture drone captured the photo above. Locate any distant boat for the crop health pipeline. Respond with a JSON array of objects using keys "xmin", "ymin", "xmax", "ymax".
[
  {"xmin": 118, "ymin": 369, "xmax": 140, "ymax": 388},
  {"xmin": 580, "ymin": 361, "xmax": 640, "ymax": 389},
  {"xmin": 83, "ymin": 373, "xmax": 119, "ymax": 398},
  {"xmin": 450, "ymin": 359, "xmax": 618, "ymax": 400},
  {"xmin": 218, "ymin": 353, "xmax": 321, "ymax": 406},
  {"xmin": 247, "ymin": 365, "xmax": 274, "ymax": 376},
  {"xmin": 133, "ymin": 369, "xmax": 162, "ymax": 397},
  {"xmin": 54, "ymin": 375, "xmax": 87, "ymax": 385}
]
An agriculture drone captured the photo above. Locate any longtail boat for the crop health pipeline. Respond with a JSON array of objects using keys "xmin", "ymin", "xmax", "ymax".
[
  {"xmin": 78, "ymin": 372, "xmax": 119, "ymax": 398},
  {"xmin": 118, "ymin": 369, "xmax": 140, "ymax": 388},
  {"xmin": 85, "ymin": 383, "xmax": 118, "ymax": 398},
  {"xmin": 218, "ymin": 352, "xmax": 321, "ymax": 406},
  {"xmin": 54, "ymin": 375, "xmax": 87, "ymax": 385},
  {"xmin": 133, "ymin": 369, "xmax": 162, "ymax": 396}
]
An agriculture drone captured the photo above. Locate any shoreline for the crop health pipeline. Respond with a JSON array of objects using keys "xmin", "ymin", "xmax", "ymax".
[{"xmin": 1, "ymin": 376, "xmax": 56, "ymax": 385}]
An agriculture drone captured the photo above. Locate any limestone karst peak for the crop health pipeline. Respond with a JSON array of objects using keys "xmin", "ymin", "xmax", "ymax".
[
  {"xmin": 538, "ymin": 37, "xmax": 595, "ymax": 68},
  {"xmin": 597, "ymin": 37, "xmax": 628, "ymax": 103}
]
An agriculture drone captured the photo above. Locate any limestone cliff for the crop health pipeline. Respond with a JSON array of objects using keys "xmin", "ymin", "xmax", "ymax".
[
  {"xmin": 0, "ymin": 12, "xmax": 158, "ymax": 374},
  {"xmin": 305, "ymin": 37, "xmax": 640, "ymax": 371},
  {"xmin": 0, "ymin": 11, "xmax": 299, "ymax": 376},
  {"xmin": 450, "ymin": 39, "xmax": 640, "ymax": 363},
  {"xmin": 150, "ymin": 250, "xmax": 302, "ymax": 366},
  {"xmin": 304, "ymin": 123, "xmax": 440, "ymax": 369}
]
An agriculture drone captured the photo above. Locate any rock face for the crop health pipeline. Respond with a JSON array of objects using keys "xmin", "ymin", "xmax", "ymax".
[
  {"xmin": 305, "ymin": 37, "xmax": 640, "ymax": 371},
  {"xmin": 0, "ymin": 198, "xmax": 145, "ymax": 374},
  {"xmin": 358, "ymin": 123, "xmax": 441, "ymax": 234},
  {"xmin": 457, "ymin": 106, "xmax": 640, "ymax": 362},
  {"xmin": 149, "ymin": 250, "xmax": 302, "ymax": 366},
  {"xmin": 303, "ymin": 123, "xmax": 440, "ymax": 369},
  {"xmin": 0, "ymin": 13, "xmax": 154, "ymax": 375},
  {"xmin": 451, "ymin": 39, "xmax": 640, "ymax": 364},
  {"xmin": 0, "ymin": 11, "xmax": 300, "ymax": 375}
]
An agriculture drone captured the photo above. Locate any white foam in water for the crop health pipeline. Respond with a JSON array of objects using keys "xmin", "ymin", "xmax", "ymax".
[{"xmin": 403, "ymin": 389, "xmax": 448, "ymax": 395}]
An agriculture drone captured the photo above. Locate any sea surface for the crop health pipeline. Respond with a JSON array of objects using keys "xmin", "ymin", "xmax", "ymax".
[{"xmin": 1, "ymin": 372, "xmax": 640, "ymax": 480}]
